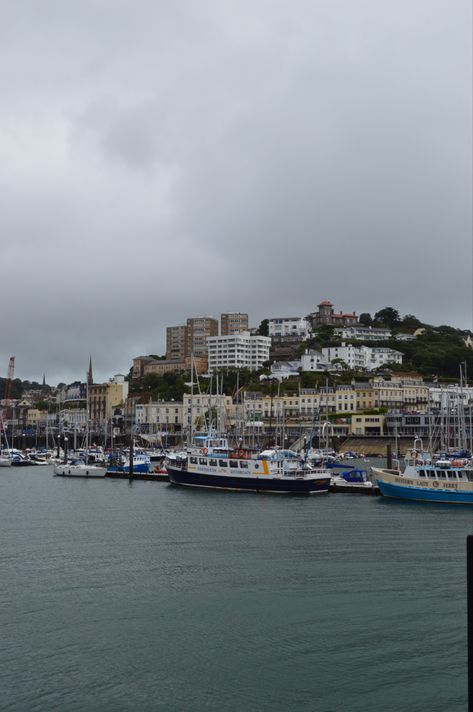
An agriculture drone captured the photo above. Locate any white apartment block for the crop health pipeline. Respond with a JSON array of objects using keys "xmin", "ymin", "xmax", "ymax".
[
  {"xmin": 207, "ymin": 332, "xmax": 271, "ymax": 372},
  {"xmin": 364, "ymin": 347, "xmax": 403, "ymax": 371},
  {"xmin": 322, "ymin": 344, "xmax": 402, "ymax": 371},
  {"xmin": 268, "ymin": 317, "xmax": 310, "ymax": 339},
  {"xmin": 334, "ymin": 326, "xmax": 391, "ymax": 341},
  {"xmin": 321, "ymin": 344, "xmax": 366, "ymax": 371}
]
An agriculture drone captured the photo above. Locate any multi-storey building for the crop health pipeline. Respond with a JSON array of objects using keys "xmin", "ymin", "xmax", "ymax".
[
  {"xmin": 268, "ymin": 317, "xmax": 310, "ymax": 339},
  {"xmin": 56, "ymin": 381, "xmax": 87, "ymax": 405},
  {"xmin": 88, "ymin": 375, "xmax": 128, "ymax": 428},
  {"xmin": 133, "ymin": 354, "xmax": 208, "ymax": 378},
  {"xmin": 132, "ymin": 357, "xmax": 155, "ymax": 379},
  {"xmin": 364, "ymin": 347, "xmax": 403, "ymax": 371},
  {"xmin": 220, "ymin": 312, "xmax": 249, "ymax": 335},
  {"xmin": 335, "ymin": 385, "xmax": 357, "ymax": 413},
  {"xmin": 354, "ymin": 383, "xmax": 377, "ymax": 411},
  {"xmin": 371, "ymin": 376, "xmax": 429, "ymax": 409},
  {"xmin": 135, "ymin": 401, "xmax": 183, "ymax": 433},
  {"xmin": 207, "ymin": 332, "xmax": 271, "ymax": 372},
  {"xmin": 300, "ymin": 349, "xmax": 331, "ymax": 372},
  {"xmin": 321, "ymin": 344, "xmax": 403, "ymax": 372},
  {"xmin": 166, "ymin": 325, "xmax": 188, "ymax": 361},
  {"xmin": 321, "ymin": 344, "xmax": 366, "ymax": 371},
  {"xmin": 182, "ymin": 394, "xmax": 235, "ymax": 432},
  {"xmin": 335, "ymin": 326, "xmax": 392, "ymax": 341},
  {"xmin": 307, "ymin": 300, "xmax": 358, "ymax": 328},
  {"xmin": 186, "ymin": 316, "xmax": 218, "ymax": 358},
  {"xmin": 143, "ymin": 356, "xmax": 207, "ymax": 376}
]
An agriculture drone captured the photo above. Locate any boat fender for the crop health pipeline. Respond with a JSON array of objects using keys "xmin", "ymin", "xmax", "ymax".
[{"xmin": 200, "ymin": 448, "xmax": 208, "ymax": 455}]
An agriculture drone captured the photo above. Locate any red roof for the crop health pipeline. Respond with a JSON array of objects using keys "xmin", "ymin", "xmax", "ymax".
[{"xmin": 318, "ymin": 300, "xmax": 333, "ymax": 306}]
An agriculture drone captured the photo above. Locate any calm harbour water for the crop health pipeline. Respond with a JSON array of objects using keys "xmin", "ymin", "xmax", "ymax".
[{"xmin": 0, "ymin": 464, "xmax": 470, "ymax": 712}]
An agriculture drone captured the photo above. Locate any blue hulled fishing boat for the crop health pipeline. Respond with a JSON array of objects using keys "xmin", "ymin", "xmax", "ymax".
[{"xmin": 372, "ymin": 439, "xmax": 473, "ymax": 505}]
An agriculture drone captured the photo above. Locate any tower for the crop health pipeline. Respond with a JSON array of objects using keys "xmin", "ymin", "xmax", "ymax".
[{"xmin": 87, "ymin": 356, "xmax": 94, "ymax": 386}]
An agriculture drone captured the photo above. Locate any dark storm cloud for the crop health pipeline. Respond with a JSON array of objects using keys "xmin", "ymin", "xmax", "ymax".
[{"xmin": 0, "ymin": 0, "xmax": 471, "ymax": 384}]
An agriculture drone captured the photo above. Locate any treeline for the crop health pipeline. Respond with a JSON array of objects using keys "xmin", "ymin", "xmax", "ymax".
[{"xmin": 0, "ymin": 378, "xmax": 48, "ymax": 400}]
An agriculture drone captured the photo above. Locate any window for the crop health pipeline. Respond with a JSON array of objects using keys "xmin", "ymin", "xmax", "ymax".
[
  {"xmin": 190, "ymin": 457, "xmax": 197, "ymax": 464},
  {"xmin": 229, "ymin": 460, "xmax": 238, "ymax": 468},
  {"xmin": 239, "ymin": 461, "xmax": 248, "ymax": 469},
  {"xmin": 199, "ymin": 458, "xmax": 207, "ymax": 465},
  {"xmin": 209, "ymin": 459, "xmax": 217, "ymax": 467}
]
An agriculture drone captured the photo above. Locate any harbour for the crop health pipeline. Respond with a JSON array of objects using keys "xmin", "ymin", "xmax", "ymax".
[{"xmin": 0, "ymin": 464, "xmax": 468, "ymax": 711}]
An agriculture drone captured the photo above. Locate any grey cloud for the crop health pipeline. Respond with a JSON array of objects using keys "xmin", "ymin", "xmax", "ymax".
[{"xmin": 0, "ymin": 0, "xmax": 470, "ymax": 384}]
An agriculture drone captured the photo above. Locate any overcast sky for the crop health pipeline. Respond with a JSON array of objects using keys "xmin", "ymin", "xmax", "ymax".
[{"xmin": 1, "ymin": 0, "xmax": 471, "ymax": 385}]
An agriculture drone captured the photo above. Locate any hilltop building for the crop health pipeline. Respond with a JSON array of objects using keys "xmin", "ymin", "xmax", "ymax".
[
  {"xmin": 307, "ymin": 300, "xmax": 358, "ymax": 328},
  {"xmin": 268, "ymin": 317, "xmax": 310, "ymax": 339},
  {"xmin": 132, "ymin": 355, "xmax": 208, "ymax": 379}
]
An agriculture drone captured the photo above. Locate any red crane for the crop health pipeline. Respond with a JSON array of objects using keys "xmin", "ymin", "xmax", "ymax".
[{"xmin": 1, "ymin": 356, "xmax": 15, "ymax": 431}]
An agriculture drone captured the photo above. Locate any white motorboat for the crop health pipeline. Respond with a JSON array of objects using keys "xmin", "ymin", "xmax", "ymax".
[{"xmin": 54, "ymin": 460, "xmax": 107, "ymax": 478}]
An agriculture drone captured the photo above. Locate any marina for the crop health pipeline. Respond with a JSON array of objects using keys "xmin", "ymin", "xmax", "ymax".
[{"xmin": 0, "ymin": 463, "xmax": 468, "ymax": 712}]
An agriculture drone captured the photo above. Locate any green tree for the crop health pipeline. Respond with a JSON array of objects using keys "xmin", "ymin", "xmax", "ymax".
[
  {"xmin": 257, "ymin": 318, "xmax": 269, "ymax": 336},
  {"xmin": 401, "ymin": 314, "xmax": 421, "ymax": 329},
  {"xmin": 374, "ymin": 307, "xmax": 401, "ymax": 328},
  {"xmin": 359, "ymin": 312, "xmax": 373, "ymax": 327}
]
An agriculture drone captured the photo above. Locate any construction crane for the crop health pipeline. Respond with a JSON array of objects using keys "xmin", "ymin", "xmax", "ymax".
[{"xmin": 1, "ymin": 356, "xmax": 15, "ymax": 432}]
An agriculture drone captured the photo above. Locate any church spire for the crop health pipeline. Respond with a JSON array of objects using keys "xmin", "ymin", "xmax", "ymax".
[{"xmin": 87, "ymin": 356, "xmax": 93, "ymax": 386}]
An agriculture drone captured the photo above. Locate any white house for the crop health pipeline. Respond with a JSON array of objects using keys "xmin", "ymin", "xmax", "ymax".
[
  {"xmin": 321, "ymin": 344, "xmax": 403, "ymax": 371},
  {"xmin": 300, "ymin": 349, "xmax": 332, "ymax": 372},
  {"xmin": 364, "ymin": 347, "xmax": 403, "ymax": 371},
  {"xmin": 268, "ymin": 317, "xmax": 310, "ymax": 339},
  {"xmin": 267, "ymin": 360, "xmax": 302, "ymax": 380},
  {"xmin": 321, "ymin": 344, "xmax": 366, "ymax": 371},
  {"xmin": 334, "ymin": 326, "xmax": 391, "ymax": 341}
]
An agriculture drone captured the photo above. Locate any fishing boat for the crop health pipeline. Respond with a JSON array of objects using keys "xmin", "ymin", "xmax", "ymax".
[
  {"xmin": 106, "ymin": 450, "xmax": 151, "ymax": 475},
  {"xmin": 372, "ymin": 439, "xmax": 473, "ymax": 504},
  {"xmin": 166, "ymin": 432, "xmax": 331, "ymax": 494}
]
